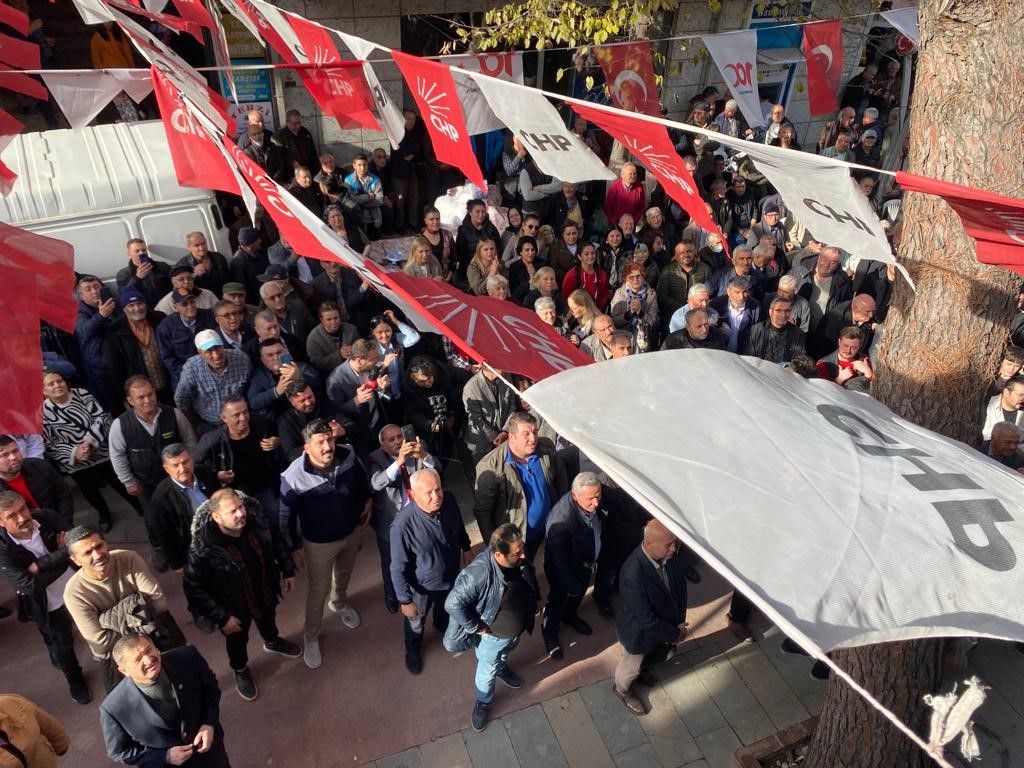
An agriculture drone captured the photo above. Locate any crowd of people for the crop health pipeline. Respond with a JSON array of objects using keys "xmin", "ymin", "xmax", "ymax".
[{"xmin": 4, "ymin": 55, "xmax": 1020, "ymax": 765}]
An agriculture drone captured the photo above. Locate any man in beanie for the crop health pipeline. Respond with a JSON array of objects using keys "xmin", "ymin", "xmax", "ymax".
[
  {"xmin": 230, "ymin": 228, "xmax": 269, "ymax": 306},
  {"xmin": 103, "ymin": 289, "xmax": 171, "ymax": 411}
]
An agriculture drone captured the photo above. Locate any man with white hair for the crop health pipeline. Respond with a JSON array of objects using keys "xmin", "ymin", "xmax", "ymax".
[
  {"xmin": 762, "ymin": 275, "xmax": 811, "ymax": 332},
  {"xmin": 390, "ymin": 468, "xmax": 470, "ymax": 675},
  {"xmin": 541, "ymin": 472, "xmax": 607, "ymax": 661},
  {"xmin": 604, "ymin": 163, "xmax": 646, "ymax": 229},
  {"xmin": 789, "ymin": 246, "xmax": 853, "ymax": 341},
  {"xmin": 712, "ymin": 99, "xmax": 748, "ymax": 139},
  {"xmin": 668, "ymin": 283, "xmax": 720, "ymax": 333}
]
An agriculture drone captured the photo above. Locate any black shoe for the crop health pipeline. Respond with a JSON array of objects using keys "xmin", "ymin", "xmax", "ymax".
[
  {"xmin": 810, "ymin": 660, "xmax": 830, "ymax": 681},
  {"xmin": 150, "ymin": 547, "xmax": 169, "ymax": 573},
  {"xmin": 98, "ymin": 516, "xmax": 112, "ymax": 534},
  {"xmin": 234, "ymin": 668, "xmax": 258, "ymax": 701},
  {"xmin": 69, "ymin": 677, "xmax": 92, "ymax": 705},
  {"xmin": 405, "ymin": 650, "xmax": 422, "ymax": 675},
  {"xmin": 262, "ymin": 638, "xmax": 302, "ymax": 658},
  {"xmin": 781, "ymin": 638, "xmax": 810, "ymax": 656},
  {"xmin": 544, "ymin": 636, "xmax": 563, "ymax": 661},
  {"xmin": 564, "ymin": 616, "xmax": 592, "ymax": 636},
  {"xmin": 471, "ymin": 700, "xmax": 489, "ymax": 732},
  {"xmin": 497, "ymin": 667, "xmax": 522, "ymax": 689},
  {"xmin": 596, "ymin": 601, "xmax": 615, "ymax": 619},
  {"xmin": 635, "ymin": 669, "xmax": 657, "ymax": 687},
  {"xmin": 0, "ymin": 606, "xmax": 11, "ymax": 619},
  {"xmin": 684, "ymin": 567, "xmax": 701, "ymax": 584}
]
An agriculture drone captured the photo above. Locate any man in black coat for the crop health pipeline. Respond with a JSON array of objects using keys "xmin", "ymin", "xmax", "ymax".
[
  {"xmin": 613, "ymin": 519, "xmax": 688, "ymax": 715},
  {"xmin": 0, "ymin": 492, "xmax": 90, "ymax": 704},
  {"xmin": 541, "ymin": 472, "xmax": 606, "ymax": 662},
  {"xmin": 148, "ymin": 445, "xmax": 220, "ymax": 573},
  {"xmin": 115, "ymin": 239, "xmax": 172, "ymax": 308},
  {"xmin": 0, "ymin": 435, "xmax": 74, "ymax": 528},
  {"xmin": 100, "ymin": 635, "xmax": 229, "ymax": 767},
  {"xmin": 184, "ymin": 489, "xmax": 301, "ymax": 702},
  {"xmin": 661, "ymin": 309, "xmax": 727, "ymax": 352},
  {"xmin": 709, "ymin": 276, "xmax": 762, "ymax": 354},
  {"xmin": 742, "ymin": 297, "xmax": 807, "ymax": 364}
]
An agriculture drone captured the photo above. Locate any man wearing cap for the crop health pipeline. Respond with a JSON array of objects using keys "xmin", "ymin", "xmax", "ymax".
[
  {"xmin": 115, "ymin": 239, "xmax": 172, "ymax": 308},
  {"xmin": 230, "ymin": 228, "xmax": 269, "ymax": 307},
  {"xmin": 175, "ymin": 331, "xmax": 252, "ymax": 432},
  {"xmin": 154, "ymin": 265, "xmax": 219, "ymax": 315},
  {"xmin": 854, "ymin": 106, "xmax": 880, "ymax": 140},
  {"xmin": 156, "ymin": 290, "xmax": 218, "ymax": 392},
  {"xmin": 745, "ymin": 203, "xmax": 786, "ymax": 251},
  {"xmin": 175, "ymin": 232, "xmax": 231, "ymax": 298},
  {"xmin": 257, "ymin": 265, "xmax": 317, "ymax": 345},
  {"xmin": 75, "ymin": 275, "xmax": 121, "ymax": 408},
  {"xmin": 221, "ymin": 282, "xmax": 259, "ymax": 328},
  {"xmin": 854, "ymin": 129, "xmax": 881, "ymax": 168},
  {"xmin": 103, "ymin": 289, "xmax": 172, "ymax": 412}
]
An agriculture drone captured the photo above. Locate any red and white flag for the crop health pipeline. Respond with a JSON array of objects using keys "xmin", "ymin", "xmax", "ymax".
[
  {"xmin": 572, "ymin": 102, "xmax": 724, "ymax": 241},
  {"xmin": 803, "ymin": 20, "xmax": 844, "ymax": 117},
  {"xmin": 152, "ymin": 67, "xmax": 240, "ymax": 195},
  {"xmin": 393, "ymin": 51, "xmax": 484, "ymax": 189},
  {"xmin": 896, "ymin": 171, "xmax": 1024, "ymax": 274},
  {"xmin": 284, "ymin": 13, "xmax": 379, "ymax": 131},
  {"xmin": 702, "ymin": 31, "xmax": 764, "ymax": 128}
]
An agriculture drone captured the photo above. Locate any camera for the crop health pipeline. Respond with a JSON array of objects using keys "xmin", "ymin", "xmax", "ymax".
[
  {"xmin": 366, "ymin": 363, "xmax": 391, "ymax": 400},
  {"xmin": 428, "ymin": 394, "xmax": 450, "ymax": 430}
]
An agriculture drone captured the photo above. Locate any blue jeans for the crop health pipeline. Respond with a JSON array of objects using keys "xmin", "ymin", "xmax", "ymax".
[{"xmin": 474, "ymin": 634, "xmax": 519, "ymax": 704}]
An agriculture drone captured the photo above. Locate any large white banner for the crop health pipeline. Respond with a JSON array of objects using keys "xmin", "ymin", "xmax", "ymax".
[
  {"xmin": 702, "ymin": 31, "xmax": 764, "ymax": 128},
  {"xmin": 468, "ymin": 73, "xmax": 615, "ymax": 184},
  {"xmin": 524, "ymin": 351, "xmax": 1024, "ymax": 653},
  {"xmin": 441, "ymin": 51, "xmax": 524, "ymax": 136}
]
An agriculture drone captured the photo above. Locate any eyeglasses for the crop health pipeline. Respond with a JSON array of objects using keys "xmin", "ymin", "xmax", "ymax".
[
  {"xmin": 408, "ymin": 363, "xmax": 432, "ymax": 375},
  {"xmin": 217, "ymin": 311, "xmax": 243, "ymax": 319},
  {"xmin": 264, "ymin": 293, "xmax": 284, "ymax": 300},
  {"xmin": 626, "ymin": 274, "xmax": 644, "ymax": 281}
]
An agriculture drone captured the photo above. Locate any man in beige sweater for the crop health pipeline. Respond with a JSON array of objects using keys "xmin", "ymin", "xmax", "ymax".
[{"xmin": 63, "ymin": 526, "xmax": 170, "ymax": 693}]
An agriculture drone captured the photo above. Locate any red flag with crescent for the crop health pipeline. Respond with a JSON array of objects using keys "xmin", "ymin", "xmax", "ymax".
[{"xmin": 803, "ymin": 20, "xmax": 843, "ymax": 117}]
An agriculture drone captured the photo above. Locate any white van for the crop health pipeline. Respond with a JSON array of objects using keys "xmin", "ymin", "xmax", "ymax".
[{"xmin": 0, "ymin": 120, "xmax": 233, "ymax": 282}]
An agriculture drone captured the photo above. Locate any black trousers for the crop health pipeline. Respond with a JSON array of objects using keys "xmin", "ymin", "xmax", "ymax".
[
  {"xmin": 70, "ymin": 462, "xmax": 142, "ymax": 521},
  {"xmin": 224, "ymin": 606, "xmax": 280, "ymax": 671},
  {"xmin": 729, "ymin": 591, "xmax": 753, "ymax": 624},
  {"xmin": 402, "ymin": 589, "xmax": 451, "ymax": 653},
  {"xmin": 38, "ymin": 605, "xmax": 83, "ymax": 683},
  {"xmin": 542, "ymin": 580, "xmax": 586, "ymax": 642},
  {"xmin": 375, "ymin": 535, "xmax": 398, "ymax": 610}
]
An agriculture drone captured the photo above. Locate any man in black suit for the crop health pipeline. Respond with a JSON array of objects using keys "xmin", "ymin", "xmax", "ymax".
[
  {"xmin": 613, "ymin": 518, "xmax": 688, "ymax": 715},
  {"xmin": 367, "ymin": 424, "xmax": 437, "ymax": 614},
  {"xmin": 708, "ymin": 276, "xmax": 761, "ymax": 353},
  {"xmin": 148, "ymin": 445, "xmax": 220, "ymax": 573},
  {"xmin": 0, "ymin": 435, "xmax": 74, "ymax": 529},
  {"xmin": 100, "ymin": 634, "xmax": 228, "ymax": 767},
  {"xmin": 325, "ymin": 339, "xmax": 390, "ymax": 456}
]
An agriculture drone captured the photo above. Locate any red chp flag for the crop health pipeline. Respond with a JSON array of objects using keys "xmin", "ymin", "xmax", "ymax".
[
  {"xmin": 803, "ymin": 20, "xmax": 843, "ymax": 117},
  {"xmin": 284, "ymin": 14, "xmax": 379, "ymax": 131},
  {"xmin": 152, "ymin": 67, "xmax": 240, "ymax": 195},
  {"xmin": 573, "ymin": 102, "xmax": 725, "ymax": 241},
  {"xmin": 170, "ymin": 0, "xmax": 217, "ymax": 32},
  {"xmin": 392, "ymin": 51, "xmax": 484, "ymax": 189},
  {"xmin": 896, "ymin": 171, "xmax": 1024, "ymax": 274}
]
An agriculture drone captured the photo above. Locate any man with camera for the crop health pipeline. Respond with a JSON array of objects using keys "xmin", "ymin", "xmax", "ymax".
[
  {"xmin": 326, "ymin": 339, "xmax": 391, "ymax": 456},
  {"xmin": 367, "ymin": 425, "xmax": 437, "ymax": 615}
]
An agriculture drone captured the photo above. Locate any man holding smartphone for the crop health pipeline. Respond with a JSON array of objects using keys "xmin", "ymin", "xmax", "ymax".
[{"xmin": 115, "ymin": 239, "xmax": 171, "ymax": 308}]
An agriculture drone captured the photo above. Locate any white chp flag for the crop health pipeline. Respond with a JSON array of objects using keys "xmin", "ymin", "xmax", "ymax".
[
  {"xmin": 468, "ymin": 73, "xmax": 615, "ymax": 184},
  {"xmin": 523, "ymin": 350, "xmax": 1024, "ymax": 652},
  {"xmin": 702, "ymin": 31, "xmax": 764, "ymax": 128},
  {"xmin": 441, "ymin": 51, "xmax": 524, "ymax": 136}
]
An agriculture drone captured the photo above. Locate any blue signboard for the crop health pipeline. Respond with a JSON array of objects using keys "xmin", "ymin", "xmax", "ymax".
[{"xmin": 219, "ymin": 58, "xmax": 272, "ymax": 102}]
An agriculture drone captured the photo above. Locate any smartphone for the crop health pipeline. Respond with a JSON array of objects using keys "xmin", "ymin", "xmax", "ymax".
[
  {"xmin": 138, "ymin": 252, "xmax": 153, "ymax": 265},
  {"xmin": 279, "ymin": 352, "xmax": 294, "ymax": 366},
  {"xmin": 401, "ymin": 424, "xmax": 417, "ymax": 443}
]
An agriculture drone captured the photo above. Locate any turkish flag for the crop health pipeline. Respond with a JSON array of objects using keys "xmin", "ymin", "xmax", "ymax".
[
  {"xmin": 152, "ymin": 67, "xmax": 240, "ymax": 195},
  {"xmin": 803, "ymin": 20, "xmax": 843, "ymax": 117},
  {"xmin": 572, "ymin": 102, "xmax": 725, "ymax": 242},
  {"xmin": 218, "ymin": 133, "xmax": 587, "ymax": 380},
  {"xmin": 0, "ymin": 31, "xmax": 40, "ymax": 70},
  {"xmin": 896, "ymin": 171, "xmax": 1024, "ymax": 274},
  {"xmin": 285, "ymin": 14, "xmax": 379, "ymax": 131},
  {"xmin": 592, "ymin": 42, "xmax": 660, "ymax": 117},
  {"xmin": 392, "ymin": 51, "xmax": 484, "ymax": 189}
]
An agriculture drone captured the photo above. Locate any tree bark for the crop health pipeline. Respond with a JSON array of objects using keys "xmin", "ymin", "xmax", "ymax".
[{"xmin": 805, "ymin": 1, "xmax": 1024, "ymax": 766}]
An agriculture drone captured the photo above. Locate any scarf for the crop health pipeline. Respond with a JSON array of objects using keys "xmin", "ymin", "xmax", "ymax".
[{"xmin": 623, "ymin": 283, "xmax": 648, "ymax": 327}]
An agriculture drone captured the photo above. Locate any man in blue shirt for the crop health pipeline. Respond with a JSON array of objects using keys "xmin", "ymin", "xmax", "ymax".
[{"xmin": 390, "ymin": 469, "xmax": 470, "ymax": 675}]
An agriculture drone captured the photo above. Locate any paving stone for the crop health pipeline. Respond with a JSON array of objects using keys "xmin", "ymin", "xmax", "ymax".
[
  {"xmin": 419, "ymin": 733, "xmax": 472, "ymax": 768},
  {"xmin": 723, "ymin": 641, "xmax": 810, "ymax": 731},
  {"xmin": 687, "ymin": 648, "xmax": 775, "ymax": 745},
  {"xmin": 543, "ymin": 692, "xmax": 616, "ymax": 768},
  {"xmin": 579, "ymin": 680, "xmax": 649, "ymax": 755},
  {"xmin": 613, "ymin": 742, "xmax": 662, "ymax": 768},
  {"xmin": 504, "ymin": 705, "xmax": 569, "ymax": 768},
  {"xmin": 641, "ymin": 686, "xmax": 704, "ymax": 767},
  {"xmin": 657, "ymin": 656, "xmax": 729, "ymax": 738},
  {"xmin": 681, "ymin": 762, "xmax": 711, "ymax": 768},
  {"xmin": 758, "ymin": 626, "xmax": 826, "ymax": 715},
  {"xmin": 462, "ymin": 723, "xmax": 521, "ymax": 768},
  {"xmin": 693, "ymin": 726, "xmax": 742, "ymax": 768},
  {"xmin": 375, "ymin": 747, "xmax": 422, "ymax": 768}
]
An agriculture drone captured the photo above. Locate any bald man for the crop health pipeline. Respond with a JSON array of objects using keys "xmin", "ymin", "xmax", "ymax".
[
  {"xmin": 613, "ymin": 519, "xmax": 688, "ymax": 715},
  {"xmin": 985, "ymin": 422, "xmax": 1024, "ymax": 471},
  {"xmin": 604, "ymin": 163, "xmax": 647, "ymax": 228},
  {"xmin": 389, "ymin": 468, "xmax": 471, "ymax": 674}
]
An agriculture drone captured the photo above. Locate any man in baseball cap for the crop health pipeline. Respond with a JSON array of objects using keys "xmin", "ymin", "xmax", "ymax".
[
  {"xmin": 154, "ymin": 264, "xmax": 219, "ymax": 315},
  {"xmin": 174, "ymin": 330, "xmax": 252, "ymax": 430},
  {"xmin": 231, "ymin": 228, "xmax": 268, "ymax": 305}
]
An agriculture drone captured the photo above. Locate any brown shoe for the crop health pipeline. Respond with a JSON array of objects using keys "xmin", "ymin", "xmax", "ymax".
[{"xmin": 613, "ymin": 684, "xmax": 647, "ymax": 715}]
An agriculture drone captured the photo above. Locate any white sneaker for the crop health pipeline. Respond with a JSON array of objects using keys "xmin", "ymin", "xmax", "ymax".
[
  {"xmin": 303, "ymin": 638, "xmax": 321, "ymax": 669},
  {"xmin": 330, "ymin": 602, "xmax": 361, "ymax": 629}
]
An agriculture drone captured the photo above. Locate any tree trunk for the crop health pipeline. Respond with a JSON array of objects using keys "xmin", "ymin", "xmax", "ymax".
[{"xmin": 805, "ymin": 1, "xmax": 1024, "ymax": 766}]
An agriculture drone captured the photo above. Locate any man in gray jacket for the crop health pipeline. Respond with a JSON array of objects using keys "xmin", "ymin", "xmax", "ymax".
[{"xmin": 461, "ymin": 368, "xmax": 517, "ymax": 464}]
